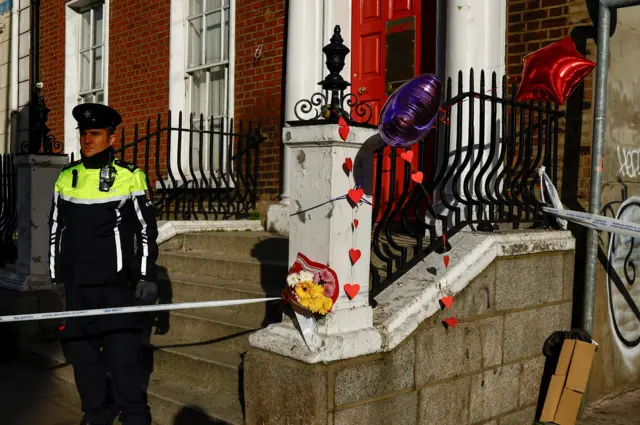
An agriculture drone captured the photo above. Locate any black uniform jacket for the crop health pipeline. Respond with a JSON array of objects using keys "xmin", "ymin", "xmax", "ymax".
[{"xmin": 48, "ymin": 147, "xmax": 159, "ymax": 287}]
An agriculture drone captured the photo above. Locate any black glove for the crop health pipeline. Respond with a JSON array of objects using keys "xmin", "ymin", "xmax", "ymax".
[
  {"xmin": 135, "ymin": 280, "xmax": 158, "ymax": 305},
  {"xmin": 52, "ymin": 283, "xmax": 65, "ymax": 297}
]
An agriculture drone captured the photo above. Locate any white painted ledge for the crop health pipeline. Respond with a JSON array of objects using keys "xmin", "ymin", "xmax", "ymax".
[
  {"xmin": 156, "ymin": 220, "xmax": 264, "ymax": 245},
  {"xmin": 249, "ymin": 229, "xmax": 575, "ymax": 364}
]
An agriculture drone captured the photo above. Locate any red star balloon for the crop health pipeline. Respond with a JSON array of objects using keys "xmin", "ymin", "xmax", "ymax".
[{"xmin": 516, "ymin": 36, "xmax": 595, "ymax": 105}]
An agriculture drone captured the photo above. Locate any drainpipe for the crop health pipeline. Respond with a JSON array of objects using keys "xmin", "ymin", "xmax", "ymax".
[
  {"xmin": 9, "ymin": 0, "xmax": 19, "ymax": 152},
  {"xmin": 435, "ymin": 0, "xmax": 447, "ymax": 82}
]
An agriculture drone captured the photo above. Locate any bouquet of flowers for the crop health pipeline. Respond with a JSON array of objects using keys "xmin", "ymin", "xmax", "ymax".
[{"xmin": 283, "ymin": 253, "xmax": 339, "ymax": 316}]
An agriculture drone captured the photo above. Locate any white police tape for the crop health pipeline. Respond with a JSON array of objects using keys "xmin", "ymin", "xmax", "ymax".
[
  {"xmin": 0, "ymin": 297, "xmax": 281, "ymax": 323},
  {"xmin": 542, "ymin": 207, "xmax": 640, "ymax": 238},
  {"xmin": 539, "ymin": 166, "xmax": 567, "ymax": 229}
]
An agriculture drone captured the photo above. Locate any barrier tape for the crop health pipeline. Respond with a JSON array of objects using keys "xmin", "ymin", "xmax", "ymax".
[
  {"xmin": 539, "ymin": 166, "xmax": 567, "ymax": 230},
  {"xmin": 0, "ymin": 297, "xmax": 281, "ymax": 323},
  {"xmin": 543, "ymin": 207, "xmax": 640, "ymax": 238}
]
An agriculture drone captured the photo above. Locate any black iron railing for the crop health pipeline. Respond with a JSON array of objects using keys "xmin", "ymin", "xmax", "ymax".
[
  {"xmin": 370, "ymin": 69, "xmax": 564, "ymax": 297},
  {"xmin": 0, "ymin": 154, "xmax": 17, "ymax": 266},
  {"xmin": 71, "ymin": 112, "xmax": 265, "ymax": 220}
]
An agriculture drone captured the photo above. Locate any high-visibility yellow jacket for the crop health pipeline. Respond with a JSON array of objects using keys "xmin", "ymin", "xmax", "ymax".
[{"xmin": 48, "ymin": 147, "xmax": 158, "ymax": 286}]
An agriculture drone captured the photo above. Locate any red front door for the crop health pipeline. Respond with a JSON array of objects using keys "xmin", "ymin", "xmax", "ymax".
[{"xmin": 352, "ymin": 0, "xmax": 430, "ymax": 222}]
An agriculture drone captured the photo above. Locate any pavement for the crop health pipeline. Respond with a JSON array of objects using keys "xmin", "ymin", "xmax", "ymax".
[
  {"xmin": 576, "ymin": 389, "xmax": 640, "ymax": 425},
  {"xmin": 0, "ymin": 358, "xmax": 83, "ymax": 425},
  {"xmin": 1, "ymin": 352, "xmax": 640, "ymax": 425}
]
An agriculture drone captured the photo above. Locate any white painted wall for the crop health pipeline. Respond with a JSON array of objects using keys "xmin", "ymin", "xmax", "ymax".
[
  {"xmin": 438, "ymin": 0, "xmax": 507, "ymax": 221},
  {"xmin": 0, "ymin": 0, "xmax": 30, "ymax": 155},
  {"xmin": 0, "ymin": 7, "xmax": 12, "ymax": 154}
]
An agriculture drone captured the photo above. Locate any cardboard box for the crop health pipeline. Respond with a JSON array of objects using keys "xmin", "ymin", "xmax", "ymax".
[{"xmin": 538, "ymin": 338, "xmax": 597, "ymax": 425}]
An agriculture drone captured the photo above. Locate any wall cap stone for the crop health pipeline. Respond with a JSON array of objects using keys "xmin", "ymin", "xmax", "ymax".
[
  {"xmin": 156, "ymin": 220, "xmax": 264, "ymax": 245},
  {"xmin": 250, "ymin": 229, "xmax": 574, "ymax": 364}
]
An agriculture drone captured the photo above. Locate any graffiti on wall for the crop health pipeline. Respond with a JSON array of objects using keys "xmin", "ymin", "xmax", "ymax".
[
  {"xmin": 617, "ymin": 146, "xmax": 640, "ymax": 179},
  {"xmin": 0, "ymin": 1, "xmax": 12, "ymax": 15},
  {"xmin": 604, "ymin": 188, "xmax": 640, "ymax": 369}
]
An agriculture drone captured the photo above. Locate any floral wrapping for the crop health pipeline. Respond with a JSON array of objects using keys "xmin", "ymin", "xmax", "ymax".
[{"xmin": 283, "ymin": 253, "xmax": 340, "ymax": 316}]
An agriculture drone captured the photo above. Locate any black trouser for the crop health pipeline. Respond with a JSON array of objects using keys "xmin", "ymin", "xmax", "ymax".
[{"xmin": 60, "ymin": 275, "xmax": 152, "ymax": 425}]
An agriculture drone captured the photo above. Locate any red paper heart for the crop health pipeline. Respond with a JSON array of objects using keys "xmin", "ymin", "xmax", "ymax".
[
  {"xmin": 338, "ymin": 116, "xmax": 350, "ymax": 141},
  {"xmin": 400, "ymin": 151, "xmax": 414, "ymax": 163},
  {"xmin": 353, "ymin": 219, "xmax": 359, "ymax": 229},
  {"xmin": 344, "ymin": 157, "xmax": 353, "ymax": 172},
  {"xmin": 440, "ymin": 295, "xmax": 454, "ymax": 309},
  {"xmin": 443, "ymin": 317, "xmax": 458, "ymax": 329},
  {"xmin": 411, "ymin": 171, "xmax": 424, "ymax": 183},
  {"xmin": 344, "ymin": 283, "xmax": 360, "ymax": 299},
  {"xmin": 349, "ymin": 249, "xmax": 361, "ymax": 265},
  {"xmin": 347, "ymin": 188, "xmax": 364, "ymax": 205},
  {"xmin": 444, "ymin": 255, "xmax": 450, "ymax": 269}
]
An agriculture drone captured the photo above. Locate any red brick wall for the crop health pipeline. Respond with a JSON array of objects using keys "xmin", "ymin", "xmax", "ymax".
[
  {"xmin": 234, "ymin": 0, "xmax": 286, "ymax": 200},
  {"xmin": 107, "ymin": 0, "xmax": 171, "ymax": 141},
  {"xmin": 39, "ymin": 0, "xmax": 171, "ymax": 161},
  {"xmin": 39, "ymin": 1, "xmax": 68, "ymax": 147},
  {"xmin": 107, "ymin": 0, "xmax": 171, "ymax": 175},
  {"xmin": 506, "ymin": 0, "xmax": 594, "ymax": 204},
  {"xmin": 40, "ymin": 0, "xmax": 285, "ymax": 199}
]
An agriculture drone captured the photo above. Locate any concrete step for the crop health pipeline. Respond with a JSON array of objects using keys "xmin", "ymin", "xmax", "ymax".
[
  {"xmin": 156, "ymin": 308, "xmax": 261, "ymax": 349},
  {"xmin": 160, "ymin": 230, "xmax": 288, "ymax": 261},
  {"xmin": 156, "ymin": 272, "xmax": 282, "ymax": 324},
  {"xmin": 149, "ymin": 334, "xmax": 246, "ymax": 403},
  {"xmin": 23, "ymin": 340, "xmax": 244, "ymax": 425},
  {"xmin": 148, "ymin": 376, "xmax": 244, "ymax": 425},
  {"xmin": 157, "ymin": 250, "xmax": 288, "ymax": 290}
]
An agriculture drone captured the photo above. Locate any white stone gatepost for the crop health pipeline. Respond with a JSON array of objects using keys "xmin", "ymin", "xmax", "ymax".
[
  {"xmin": 0, "ymin": 154, "xmax": 68, "ymax": 291},
  {"xmin": 250, "ymin": 124, "xmax": 383, "ymax": 363}
]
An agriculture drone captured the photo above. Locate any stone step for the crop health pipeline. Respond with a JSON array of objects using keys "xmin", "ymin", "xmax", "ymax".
[
  {"xmin": 156, "ymin": 272, "xmax": 282, "ymax": 324},
  {"xmin": 149, "ymin": 333, "xmax": 246, "ymax": 405},
  {"xmin": 148, "ymin": 376, "xmax": 244, "ymax": 425},
  {"xmin": 160, "ymin": 230, "xmax": 288, "ymax": 261},
  {"xmin": 157, "ymin": 308, "xmax": 261, "ymax": 349},
  {"xmin": 157, "ymin": 250, "xmax": 288, "ymax": 288},
  {"xmin": 23, "ymin": 341, "xmax": 245, "ymax": 425}
]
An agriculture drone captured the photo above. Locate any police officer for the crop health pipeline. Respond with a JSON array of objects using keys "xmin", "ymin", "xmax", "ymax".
[{"xmin": 49, "ymin": 103, "xmax": 159, "ymax": 425}]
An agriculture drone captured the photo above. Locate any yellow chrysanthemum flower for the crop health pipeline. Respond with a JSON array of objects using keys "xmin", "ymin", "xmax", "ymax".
[{"xmin": 295, "ymin": 281, "xmax": 334, "ymax": 315}]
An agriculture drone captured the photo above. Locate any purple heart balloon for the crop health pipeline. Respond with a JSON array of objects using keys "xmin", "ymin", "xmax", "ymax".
[{"xmin": 378, "ymin": 74, "xmax": 443, "ymax": 148}]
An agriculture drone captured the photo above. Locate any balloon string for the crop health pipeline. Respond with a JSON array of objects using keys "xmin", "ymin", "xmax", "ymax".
[{"xmin": 288, "ymin": 190, "xmax": 372, "ymax": 217}]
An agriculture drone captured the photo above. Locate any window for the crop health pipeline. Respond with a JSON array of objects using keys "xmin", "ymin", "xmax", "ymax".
[
  {"xmin": 64, "ymin": 0, "xmax": 109, "ymax": 154},
  {"xmin": 186, "ymin": 0, "xmax": 230, "ymax": 128},
  {"xmin": 78, "ymin": 3, "xmax": 105, "ymax": 104}
]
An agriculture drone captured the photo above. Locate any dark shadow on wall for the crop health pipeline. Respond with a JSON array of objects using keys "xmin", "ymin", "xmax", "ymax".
[{"xmin": 250, "ymin": 236, "xmax": 288, "ymax": 328}]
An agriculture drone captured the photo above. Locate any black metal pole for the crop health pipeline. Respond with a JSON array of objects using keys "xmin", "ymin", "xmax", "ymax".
[
  {"xmin": 27, "ymin": 0, "xmax": 56, "ymax": 154},
  {"xmin": 435, "ymin": 0, "xmax": 447, "ymax": 82}
]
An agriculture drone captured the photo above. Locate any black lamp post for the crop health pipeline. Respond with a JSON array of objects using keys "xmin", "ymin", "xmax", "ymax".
[
  {"xmin": 292, "ymin": 25, "xmax": 373, "ymax": 126},
  {"xmin": 318, "ymin": 26, "xmax": 350, "ymax": 124},
  {"xmin": 26, "ymin": 0, "xmax": 57, "ymax": 154}
]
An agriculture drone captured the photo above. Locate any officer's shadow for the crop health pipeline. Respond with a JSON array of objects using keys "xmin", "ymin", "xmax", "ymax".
[{"xmin": 172, "ymin": 406, "xmax": 232, "ymax": 425}]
